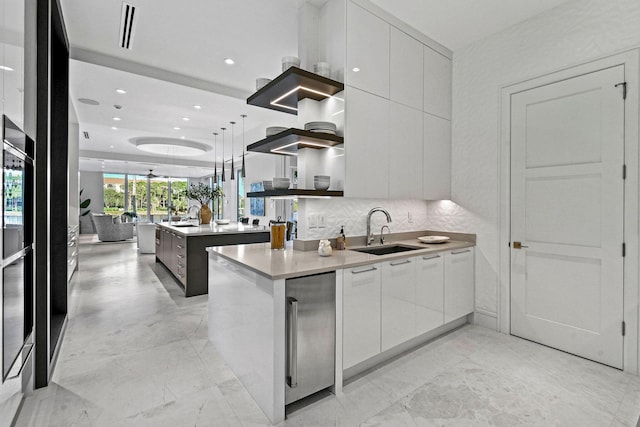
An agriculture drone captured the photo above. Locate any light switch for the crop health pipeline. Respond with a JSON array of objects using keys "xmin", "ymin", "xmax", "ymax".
[
  {"xmin": 318, "ymin": 215, "xmax": 326, "ymax": 228},
  {"xmin": 308, "ymin": 215, "xmax": 318, "ymax": 229},
  {"xmin": 407, "ymin": 211, "xmax": 413, "ymax": 223}
]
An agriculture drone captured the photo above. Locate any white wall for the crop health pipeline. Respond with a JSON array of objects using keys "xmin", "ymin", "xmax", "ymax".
[
  {"xmin": 78, "ymin": 171, "xmax": 105, "ymax": 233},
  {"xmin": 450, "ymin": 0, "xmax": 640, "ymax": 320}
]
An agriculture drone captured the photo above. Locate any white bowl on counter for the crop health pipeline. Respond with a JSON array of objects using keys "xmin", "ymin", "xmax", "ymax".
[{"xmin": 215, "ymin": 219, "xmax": 231, "ymax": 225}]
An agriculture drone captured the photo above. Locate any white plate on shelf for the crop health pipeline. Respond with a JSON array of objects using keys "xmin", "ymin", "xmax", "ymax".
[
  {"xmin": 215, "ymin": 219, "xmax": 231, "ymax": 225},
  {"xmin": 418, "ymin": 235, "xmax": 450, "ymax": 244}
]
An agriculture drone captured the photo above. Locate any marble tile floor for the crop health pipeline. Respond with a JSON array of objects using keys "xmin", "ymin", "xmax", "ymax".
[{"xmin": 13, "ymin": 240, "xmax": 640, "ymax": 427}]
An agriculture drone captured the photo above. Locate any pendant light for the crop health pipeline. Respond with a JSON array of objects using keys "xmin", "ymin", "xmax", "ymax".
[
  {"xmin": 213, "ymin": 132, "xmax": 218, "ymax": 182},
  {"xmin": 230, "ymin": 121, "xmax": 236, "ymax": 181},
  {"xmin": 221, "ymin": 127, "xmax": 226, "ymax": 182},
  {"xmin": 241, "ymin": 114, "xmax": 247, "ymax": 178}
]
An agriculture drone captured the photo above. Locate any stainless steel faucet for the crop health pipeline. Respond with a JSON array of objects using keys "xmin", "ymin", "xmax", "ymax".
[
  {"xmin": 187, "ymin": 204, "xmax": 200, "ymax": 220},
  {"xmin": 366, "ymin": 207, "xmax": 392, "ymax": 246},
  {"xmin": 380, "ymin": 225, "xmax": 390, "ymax": 245}
]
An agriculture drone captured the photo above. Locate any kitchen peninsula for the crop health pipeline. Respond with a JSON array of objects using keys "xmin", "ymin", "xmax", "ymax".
[
  {"xmin": 156, "ymin": 222, "xmax": 269, "ymax": 296},
  {"xmin": 207, "ymin": 233, "xmax": 475, "ymax": 423}
]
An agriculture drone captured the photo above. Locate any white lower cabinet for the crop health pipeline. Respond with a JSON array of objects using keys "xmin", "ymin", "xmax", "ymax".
[
  {"xmin": 381, "ymin": 258, "xmax": 416, "ymax": 351},
  {"xmin": 343, "ymin": 263, "xmax": 382, "ymax": 369},
  {"xmin": 415, "ymin": 253, "xmax": 445, "ymax": 335},
  {"xmin": 444, "ymin": 248, "xmax": 475, "ymax": 323},
  {"xmin": 343, "ymin": 247, "xmax": 474, "ymax": 370}
]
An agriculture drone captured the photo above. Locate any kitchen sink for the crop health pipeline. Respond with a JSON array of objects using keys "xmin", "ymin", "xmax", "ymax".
[{"xmin": 349, "ymin": 245, "xmax": 421, "ymax": 256}]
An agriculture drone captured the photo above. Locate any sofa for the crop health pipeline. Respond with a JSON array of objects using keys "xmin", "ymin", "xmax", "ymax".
[{"xmin": 91, "ymin": 213, "xmax": 134, "ymax": 242}]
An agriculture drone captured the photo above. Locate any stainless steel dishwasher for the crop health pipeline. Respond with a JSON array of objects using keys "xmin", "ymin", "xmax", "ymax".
[{"xmin": 285, "ymin": 271, "xmax": 336, "ymax": 405}]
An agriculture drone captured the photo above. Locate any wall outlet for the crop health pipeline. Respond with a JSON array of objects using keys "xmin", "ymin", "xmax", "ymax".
[
  {"xmin": 318, "ymin": 215, "xmax": 326, "ymax": 228},
  {"xmin": 308, "ymin": 214, "xmax": 318, "ymax": 229},
  {"xmin": 407, "ymin": 211, "xmax": 413, "ymax": 223}
]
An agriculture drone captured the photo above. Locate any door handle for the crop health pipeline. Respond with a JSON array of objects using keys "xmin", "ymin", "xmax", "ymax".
[
  {"xmin": 286, "ymin": 297, "xmax": 298, "ymax": 388},
  {"xmin": 513, "ymin": 241, "xmax": 529, "ymax": 249}
]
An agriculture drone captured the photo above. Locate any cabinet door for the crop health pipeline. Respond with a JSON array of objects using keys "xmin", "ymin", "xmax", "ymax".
[
  {"xmin": 423, "ymin": 113, "xmax": 451, "ymax": 200},
  {"xmin": 343, "ymin": 264, "xmax": 381, "ymax": 369},
  {"xmin": 346, "ymin": 1, "xmax": 389, "ymax": 98},
  {"xmin": 390, "ymin": 27, "xmax": 423, "ymax": 110},
  {"xmin": 389, "ymin": 102, "xmax": 423, "ymax": 199},
  {"xmin": 444, "ymin": 249, "xmax": 475, "ymax": 323},
  {"xmin": 345, "ymin": 86, "xmax": 389, "ymax": 198},
  {"xmin": 415, "ymin": 253, "xmax": 444, "ymax": 335},
  {"xmin": 381, "ymin": 257, "xmax": 415, "ymax": 351},
  {"xmin": 423, "ymin": 46, "xmax": 451, "ymax": 120}
]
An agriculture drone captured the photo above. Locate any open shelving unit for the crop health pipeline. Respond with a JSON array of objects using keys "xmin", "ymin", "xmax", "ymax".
[
  {"xmin": 247, "ymin": 66, "xmax": 344, "ymax": 115},
  {"xmin": 246, "ymin": 189, "xmax": 344, "ymax": 198},
  {"xmin": 247, "ymin": 128, "xmax": 343, "ymax": 155}
]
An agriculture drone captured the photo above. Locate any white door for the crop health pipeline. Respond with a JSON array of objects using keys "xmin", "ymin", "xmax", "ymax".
[{"xmin": 510, "ymin": 65, "xmax": 625, "ymax": 369}]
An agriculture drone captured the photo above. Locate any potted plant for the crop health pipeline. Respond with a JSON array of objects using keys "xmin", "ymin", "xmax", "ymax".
[
  {"xmin": 122, "ymin": 211, "xmax": 138, "ymax": 222},
  {"xmin": 183, "ymin": 183, "xmax": 223, "ymax": 224}
]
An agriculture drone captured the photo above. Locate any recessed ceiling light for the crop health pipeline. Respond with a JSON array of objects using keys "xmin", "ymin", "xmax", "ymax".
[
  {"xmin": 0, "ymin": 65, "xmax": 14, "ymax": 71},
  {"xmin": 182, "ymin": 117, "xmax": 190, "ymax": 121},
  {"xmin": 173, "ymin": 127, "xmax": 181, "ymax": 130},
  {"xmin": 111, "ymin": 126, "xmax": 118, "ymax": 130},
  {"xmin": 109, "ymin": 145, "xmax": 115, "ymax": 148},
  {"xmin": 193, "ymin": 105, "xmax": 202, "ymax": 110},
  {"xmin": 113, "ymin": 117, "xmax": 121, "ymax": 121},
  {"xmin": 224, "ymin": 58, "xmax": 235, "ymax": 65},
  {"xmin": 352, "ymin": 67, "xmax": 360, "ymax": 73},
  {"xmin": 180, "ymin": 136, "xmax": 185, "ymax": 139},
  {"xmin": 116, "ymin": 88, "xmax": 127, "ymax": 94}
]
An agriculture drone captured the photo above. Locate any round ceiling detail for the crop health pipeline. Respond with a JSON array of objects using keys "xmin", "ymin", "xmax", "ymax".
[
  {"xmin": 131, "ymin": 137, "xmax": 211, "ymax": 157},
  {"xmin": 78, "ymin": 98, "xmax": 100, "ymax": 106}
]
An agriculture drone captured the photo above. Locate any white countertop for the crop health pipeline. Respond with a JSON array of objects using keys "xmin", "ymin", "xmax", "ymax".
[
  {"xmin": 206, "ymin": 238, "xmax": 475, "ymax": 280},
  {"xmin": 156, "ymin": 222, "xmax": 269, "ymax": 237}
]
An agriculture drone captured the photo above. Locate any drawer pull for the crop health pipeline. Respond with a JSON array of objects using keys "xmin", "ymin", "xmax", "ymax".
[
  {"xmin": 176, "ymin": 245, "xmax": 184, "ymax": 249},
  {"xmin": 390, "ymin": 259, "xmax": 411, "ymax": 266},
  {"xmin": 352, "ymin": 266, "xmax": 377, "ymax": 275},
  {"xmin": 451, "ymin": 249, "xmax": 471, "ymax": 255},
  {"xmin": 422, "ymin": 255, "xmax": 440, "ymax": 260},
  {"xmin": 177, "ymin": 254, "xmax": 185, "ymax": 259}
]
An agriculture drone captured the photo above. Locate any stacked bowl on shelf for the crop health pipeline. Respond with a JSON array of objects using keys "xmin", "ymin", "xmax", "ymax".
[
  {"xmin": 266, "ymin": 126, "xmax": 287, "ymax": 137},
  {"xmin": 272, "ymin": 177, "xmax": 290, "ymax": 190},
  {"xmin": 304, "ymin": 121, "xmax": 337, "ymax": 135},
  {"xmin": 313, "ymin": 175, "xmax": 330, "ymax": 190},
  {"xmin": 262, "ymin": 180, "xmax": 273, "ymax": 191}
]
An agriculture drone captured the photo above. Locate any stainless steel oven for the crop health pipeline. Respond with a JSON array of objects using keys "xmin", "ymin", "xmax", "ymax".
[{"xmin": 2, "ymin": 115, "xmax": 34, "ymax": 382}]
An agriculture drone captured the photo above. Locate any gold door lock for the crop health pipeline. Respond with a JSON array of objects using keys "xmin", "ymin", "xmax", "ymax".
[{"xmin": 513, "ymin": 241, "xmax": 529, "ymax": 249}]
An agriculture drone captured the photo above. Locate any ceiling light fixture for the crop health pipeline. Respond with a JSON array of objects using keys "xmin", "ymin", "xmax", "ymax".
[
  {"xmin": 0, "ymin": 65, "xmax": 14, "ymax": 71},
  {"xmin": 173, "ymin": 127, "xmax": 180, "ymax": 130},
  {"xmin": 221, "ymin": 127, "xmax": 227, "ymax": 181},
  {"xmin": 193, "ymin": 105, "xmax": 202, "ymax": 109},
  {"xmin": 229, "ymin": 121, "xmax": 236, "ymax": 181},
  {"xmin": 111, "ymin": 126, "xmax": 118, "ymax": 130},
  {"xmin": 113, "ymin": 117, "xmax": 121, "ymax": 121},
  {"xmin": 224, "ymin": 58, "xmax": 235, "ymax": 65},
  {"xmin": 116, "ymin": 88, "xmax": 127, "ymax": 94},
  {"xmin": 132, "ymin": 137, "xmax": 211, "ymax": 156},
  {"xmin": 352, "ymin": 67, "xmax": 360, "ymax": 72},
  {"xmin": 241, "ymin": 114, "xmax": 247, "ymax": 178},
  {"xmin": 213, "ymin": 132, "xmax": 218, "ymax": 182},
  {"xmin": 182, "ymin": 117, "xmax": 190, "ymax": 121},
  {"xmin": 270, "ymin": 140, "xmax": 339, "ymax": 156},
  {"xmin": 110, "ymin": 145, "xmax": 115, "ymax": 148}
]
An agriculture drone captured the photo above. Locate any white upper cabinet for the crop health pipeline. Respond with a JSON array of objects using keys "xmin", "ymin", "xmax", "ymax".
[
  {"xmin": 346, "ymin": 1, "xmax": 390, "ymax": 98},
  {"xmin": 345, "ymin": 86, "xmax": 389, "ymax": 199},
  {"xmin": 390, "ymin": 27, "xmax": 423, "ymax": 110},
  {"xmin": 423, "ymin": 113, "xmax": 451, "ymax": 200},
  {"xmin": 423, "ymin": 46, "xmax": 452, "ymax": 120},
  {"xmin": 389, "ymin": 102, "xmax": 423, "ymax": 199}
]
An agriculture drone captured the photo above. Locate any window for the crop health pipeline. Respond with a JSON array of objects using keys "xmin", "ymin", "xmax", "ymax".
[{"xmin": 103, "ymin": 173, "xmax": 189, "ymax": 222}]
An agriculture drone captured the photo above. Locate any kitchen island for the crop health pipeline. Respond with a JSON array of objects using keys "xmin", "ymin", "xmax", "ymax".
[
  {"xmin": 207, "ymin": 234, "xmax": 475, "ymax": 423},
  {"xmin": 155, "ymin": 222, "xmax": 269, "ymax": 296}
]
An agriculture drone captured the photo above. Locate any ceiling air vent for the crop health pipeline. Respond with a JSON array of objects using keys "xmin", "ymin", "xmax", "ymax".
[
  {"xmin": 83, "ymin": 131, "xmax": 90, "ymax": 139},
  {"xmin": 119, "ymin": 2, "xmax": 136, "ymax": 49}
]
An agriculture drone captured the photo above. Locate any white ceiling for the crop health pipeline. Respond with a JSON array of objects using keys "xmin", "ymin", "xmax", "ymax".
[
  {"xmin": 61, "ymin": 0, "xmax": 571, "ymax": 178},
  {"xmin": 369, "ymin": 0, "xmax": 571, "ymax": 51}
]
